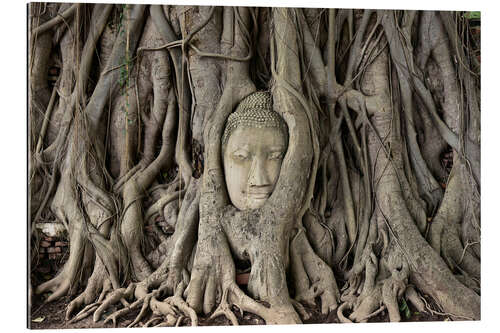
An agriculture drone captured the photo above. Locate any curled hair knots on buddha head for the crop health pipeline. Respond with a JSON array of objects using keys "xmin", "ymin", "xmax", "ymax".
[{"xmin": 221, "ymin": 91, "xmax": 289, "ymax": 150}]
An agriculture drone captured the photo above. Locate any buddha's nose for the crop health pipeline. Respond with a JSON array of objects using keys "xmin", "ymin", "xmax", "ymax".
[{"xmin": 248, "ymin": 157, "xmax": 271, "ymax": 187}]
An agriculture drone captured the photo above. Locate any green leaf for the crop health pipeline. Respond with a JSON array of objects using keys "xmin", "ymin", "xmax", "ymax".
[
  {"xmin": 399, "ymin": 298, "xmax": 411, "ymax": 319},
  {"xmin": 399, "ymin": 299, "xmax": 405, "ymax": 311},
  {"xmin": 464, "ymin": 11, "xmax": 480, "ymax": 19}
]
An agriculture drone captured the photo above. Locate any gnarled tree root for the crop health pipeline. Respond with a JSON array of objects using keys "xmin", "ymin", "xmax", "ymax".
[{"xmin": 290, "ymin": 228, "xmax": 340, "ymax": 314}]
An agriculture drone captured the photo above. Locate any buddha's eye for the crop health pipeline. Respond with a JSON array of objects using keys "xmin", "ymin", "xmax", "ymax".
[
  {"xmin": 268, "ymin": 151, "xmax": 284, "ymax": 160},
  {"xmin": 232, "ymin": 149, "xmax": 250, "ymax": 161}
]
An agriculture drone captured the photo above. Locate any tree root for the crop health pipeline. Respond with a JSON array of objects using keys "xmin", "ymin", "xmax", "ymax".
[
  {"xmin": 144, "ymin": 189, "xmax": 185, "ymax": 223},
  {"xmin": 67, "ymin": 260, "xmax": 300, "ymax": 327},
  {"xmin": 290, "ymin": 299, "xmax": 311, "ymax": 321},
  {"xmin": 150, "ymin": 296, "xmax": 176, "ymax": 317},
  {"xmin": 209, "ymin": 289, "xmax": 239, "ymax": 325},
  {"xmin": 35, "ymin": 220, "xmax": 88, "ymax": 303},
  {"xmin": 338, "ymin": 279, "xmax": 405, "ymax": 323},
  {"xmin": 103, "ymin": 297, "xmax": 143, "ymax": 327},
  {"xmin": 337, "ymin": 302, "xmax": 352, "ymax": 323},
  {"xmin": 36, "ymin": 271, "xmax": 72, "ymax": 303},
  {"xmin": 93, "ymin": 284, "xmax": 136, "ymax": 322},
  {"xmin": 165, "ymin": 294, "xmax": 199, "ymax": 326},
  {"xmin": 126, "ymin": 294, "xmax": 152, "ymax": 327},
  {"xmin": 186, "ymin": 226, "xmax": 302, "ymax": 325},
  {"xmin": 143, "ymin": 316, "xmax": 163, "ymax": 327},
  {"xmin": 66, "ymin": 258, "xmax": 111, "ymax": 320},
  {"xmin": 405, "ymin": 285, "xmax": 425, "ymax": 312},
  {"xmin": 74, "ymin": 278, "xmax": 199, "ymax": 327},
  {"xmin": 228, "ymin": 283, "xmax": 301, "ymax": 324},
  {"xmin": 338, "ymin": 246, "xmax": 412, "ymax": 323},
  {"xmin": 290, "ymin": 228, "xmax": 340, "ymax": 314},
  {"xmin": 68, "ymin": 303, "xmax": 101, "ymax": 324}
]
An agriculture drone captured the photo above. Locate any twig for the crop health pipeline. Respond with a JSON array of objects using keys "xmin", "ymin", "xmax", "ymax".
[
  {"xmin": 360, "ymin": 305, "xmax": 386, "ymax": 321},
  {"xmin": 32, "ymin": 4, "xmax": 80, "ymax": 35}
]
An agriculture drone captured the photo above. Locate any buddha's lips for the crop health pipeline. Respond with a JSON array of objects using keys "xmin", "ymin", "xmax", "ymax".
[
  {"xmin": 244, "ymin": 191, "xmax": 271, "ymax": 199},
  {"xmin": 248, "ymin": 193, "xmax": 270, "ymax": 199}
]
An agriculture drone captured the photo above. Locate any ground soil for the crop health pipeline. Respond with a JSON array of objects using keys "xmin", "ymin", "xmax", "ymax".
[
  {"xmin": 29, "ymin": 287, "xmax": 444, "ymax": 329},
  {"xmin": 30, "ymin": 219, "xmax": 447, "ymax": 329}
]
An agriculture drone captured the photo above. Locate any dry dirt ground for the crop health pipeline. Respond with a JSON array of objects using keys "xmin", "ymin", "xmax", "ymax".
[
  {"xmin": 29, "ymin": 287, "xmax": 443, "ymax": 329},
  {"xmin": 29, "ymin": 216, "xmax": 447, "ymax": 329}
]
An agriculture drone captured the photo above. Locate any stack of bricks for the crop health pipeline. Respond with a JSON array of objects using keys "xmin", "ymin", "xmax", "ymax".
[
  {"xmin": 48, "ymin": 66, "xmax": 60, "ymax": 87},
  {"xmin": 38, "ymin": 236, "xmax": 68, "ymax": 261}
]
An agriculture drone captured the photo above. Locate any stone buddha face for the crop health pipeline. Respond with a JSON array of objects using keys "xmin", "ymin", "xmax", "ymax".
[{"xmin": 222, "ymin": 92, "xmax": 288, "ymax": 211}]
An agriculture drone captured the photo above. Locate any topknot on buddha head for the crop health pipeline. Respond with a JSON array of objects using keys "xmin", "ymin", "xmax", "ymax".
[{"xmin": 222, "ymin": 91, "xmax": 288, "ymax": 150}]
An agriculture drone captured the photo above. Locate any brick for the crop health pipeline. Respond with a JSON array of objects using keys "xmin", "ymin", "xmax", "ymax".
[
  {"xmin": 44, "ymin": 237, "xmax": 55, "ymax": 242},
  {"xmin": 39, "ymin": 247, "xmax": 46, "ymax": 253},
  {"xmin": 48, "ymin": 253, "xmax": 57, "ymax": 260},
  {"xmin": 236, "ymin": 273, "xmax": 250, "ymax": 286},
  {"xmin": 40, "ymin": 241, "xmax": 51, "ymax": 247},
  {"xmin": 54, "ymin": 241, "xmax": 68, "ymax": 247},
  {"xmin": 47, "ymin": 247, "xmax": 61, "ymax": 254}
]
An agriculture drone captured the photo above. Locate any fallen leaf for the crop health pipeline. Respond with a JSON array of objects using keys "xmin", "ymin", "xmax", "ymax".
[{"xmin": 32, "ymin": 317, "xmax": 45, "ymax": 323}]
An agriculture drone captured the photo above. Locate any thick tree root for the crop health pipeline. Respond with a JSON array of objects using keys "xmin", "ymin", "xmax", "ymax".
[
  {"xmin": 143, "ymin": 316, "xmax": 163, "ymax": 327},
  {"xmin": 35, "ymin": 225, "xmax": 90, "ymax": 303},
  {"xmin": 77, "ymin": 278, "xmax": 198, "ymax": 327},
  {"xmin": 209, "ymin": 289, "xmax": 239, "ymax": 325},
  {"xmin": 103, "ymin": 297, "xmax": 143, "ymax": 327},
  {"xmin": 228, "ymin": 282, "xmax": 301, "ymax": 324},
  {"xmin": 36, "ymin": 271, "xmax": 72, "ymax": 303},
  {"xmin": 337, "ymin": 246, "xmax": 412, "ymax": 323},
  {"xmin": 68, "ymin": 303, "xmax": 101, "ymax": 324},
  {"xmin": 165, "ymin": 295, "xmax": 199, "ymax": 326},
  {"xmin": 290, "ymin": 228, "xmax": 340, "ymax": 314},
  {"xmin": 93, "ymin": 284, "xmax": 136, "ymax": 322},
  {"xmin": 290, "ymin": 299, "xmax": 311, "ymax": 321},
  {"xmin": 66, "ymin": 258, "xmax": 111, "ymax": 320}
]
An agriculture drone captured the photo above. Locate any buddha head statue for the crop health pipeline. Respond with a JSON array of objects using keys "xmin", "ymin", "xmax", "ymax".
[{"xmin": 222, "ymin": 91, "xmax": 289, "ymax": 211}]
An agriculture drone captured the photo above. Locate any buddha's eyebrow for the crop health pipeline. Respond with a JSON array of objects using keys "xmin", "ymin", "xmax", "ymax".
[
  {"xmin": 231, "ymin": 145, "xmax": 250, "ymax": 153},
  {"xmin": 268, "ymin": 146, "xmax": 285, "ymax": 152}
]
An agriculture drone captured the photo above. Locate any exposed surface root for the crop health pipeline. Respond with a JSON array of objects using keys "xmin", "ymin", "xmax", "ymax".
[
  {"xmin": 66, "ymin": 258, "xmax": 110, "ymax": 320},
  {"xmin": 35, "ymin": 221, "xmax": 89, "ymax": 303},
  {"xmin": 68, "ymin": 303, "xmax": 101, "ymax": 324},
  {"xmin": 291, "ymin": 228, "xmax": 340, "ymax": 314},
  {"xmin": 337, "ymin": 246, "xmax": 411, "ymax": 323},
  {"xmin": 291, "ymin": 299, "xmax": 311, "ymax": 321},
  {"xmin": 209, "ymin": 289, "xmax": 239, "ymax": 325},
  {"xmin": 93, "ymin": 284, "xmax": 136, "ymax": 322}
]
